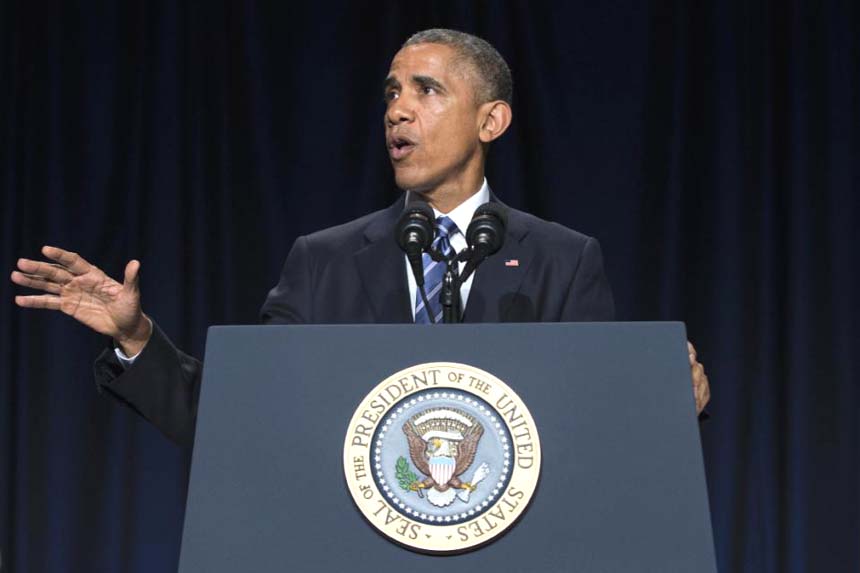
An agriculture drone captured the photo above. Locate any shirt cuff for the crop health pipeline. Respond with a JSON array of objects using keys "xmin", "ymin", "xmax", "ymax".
[
  {"xmin": 114, "ymin": 345, "xmax": 141, "ymax": 367},
  {"xmin": 112, "ymin": 317, "xmax": 152, "ymax": 367}
]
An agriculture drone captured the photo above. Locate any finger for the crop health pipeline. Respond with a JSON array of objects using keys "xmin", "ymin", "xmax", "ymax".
[
  {"xmin": 687, "ymin": 341, "xmax": 697, "ymax": 364},
  {"xmin": 691, "ymin": 364, "xmax": 702, "ymax": 392},
  {"xmin": 122, "ymin": 260, "xmax": 141, "ymax": 292},
  {"xmin": 16, "ymin": 258, "xmax": 74, "ymax": 284},
  {"xmin": 41, "ymin": 246, "xmax": 93, "ymax": 276},
  {"xmin": 695, "ymin": 371, "xmax": 706, "ymax": 398},
  {"xmin": 691, "ymin": 364, "xmax": 709, "ymax": 411},
  {"xmin": 697, "ymin": 382, "xmax": 710, "ymax": 414},
  {"xmin": 15, "ymin": 294, "xmax": 62, "ymax": 310},
  {"xmin": 693, "ymin": 377, "xmax": 705, "ymax": 414},
  {"xmin": 10, "ymin": 271, "xmax": 62, "ymax": 294}
]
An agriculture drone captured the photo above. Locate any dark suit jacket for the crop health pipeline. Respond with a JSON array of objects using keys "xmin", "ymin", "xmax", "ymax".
[{"xmin": 95, "ymin": 198, "xmax": 615, "ymax": 448}]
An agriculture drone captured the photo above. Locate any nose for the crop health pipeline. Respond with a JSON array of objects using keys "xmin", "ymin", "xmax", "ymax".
[{"xmin": 385, "ymin": 96, "xmax": 415, "ymax": 126}]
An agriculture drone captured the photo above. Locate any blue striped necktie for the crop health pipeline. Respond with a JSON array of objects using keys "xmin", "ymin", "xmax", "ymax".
[{"xmin": 414, "ymin": 216, "xmax": 458, "ymax": 324}]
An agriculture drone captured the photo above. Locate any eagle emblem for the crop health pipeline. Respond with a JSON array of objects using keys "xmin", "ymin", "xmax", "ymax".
[{"xmin": 396, "ymin": 407, "xmax": 490, "ymax": 507}]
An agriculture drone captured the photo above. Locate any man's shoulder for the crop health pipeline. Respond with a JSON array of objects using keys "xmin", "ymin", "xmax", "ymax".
[
  {"xmin": 298, "ymin": 203, "xmax": 398, "ymax": 255},
  {"xmin": 304, "ymin": 208, "xmax": 384, "ymax": 241},
  {"xmin": 506, "ymin": 205, "xmax": 597, "ymax": 250}
]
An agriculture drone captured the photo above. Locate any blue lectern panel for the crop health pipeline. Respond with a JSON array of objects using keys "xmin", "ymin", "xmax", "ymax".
[{"xmin": 178, "ymin": 323, "xmax": 716, "ymax": 573}]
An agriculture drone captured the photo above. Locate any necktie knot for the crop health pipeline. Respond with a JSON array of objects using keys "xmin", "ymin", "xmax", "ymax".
[
  {"xmin": 435, "ymin": 216, "xmax": 458, "ymax": 240},
  {"xmin": 433, "ymin": 216, "xmax": 458, "ymax": 258}
]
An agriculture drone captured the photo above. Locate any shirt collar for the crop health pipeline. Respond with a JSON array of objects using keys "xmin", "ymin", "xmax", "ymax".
[{"xmin": 404, "ymin": 178, "xmax": 491, "ymax": 235}]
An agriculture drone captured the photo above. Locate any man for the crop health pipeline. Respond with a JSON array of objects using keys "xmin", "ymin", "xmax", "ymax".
[{"xmin": 11, "ymin": 29, "xmax": 710, "ymax": 448}]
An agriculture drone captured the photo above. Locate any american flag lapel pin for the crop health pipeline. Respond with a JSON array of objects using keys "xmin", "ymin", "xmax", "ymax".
[{"xmin": 504, "ymin": 259, "xmax": 519, "ymax": 267}]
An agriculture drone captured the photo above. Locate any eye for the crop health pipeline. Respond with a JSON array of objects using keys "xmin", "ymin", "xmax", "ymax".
[
  {"xmin": 384, "ymin": 90, "xmax": 399, "ymax": 103},
  {"xmin": 421, "ymin": 86, "xmax": 436, "ymax": 95}
]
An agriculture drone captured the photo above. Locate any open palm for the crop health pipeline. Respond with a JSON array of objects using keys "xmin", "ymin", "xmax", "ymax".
[{"xmin": 11, "ymin": 246, "xmax": 150, "ymax": 352}]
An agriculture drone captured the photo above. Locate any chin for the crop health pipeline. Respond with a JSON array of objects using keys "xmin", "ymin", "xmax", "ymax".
[{"xmin": 393, "ymin": 166, "xmax": 433, "ymax": 193}]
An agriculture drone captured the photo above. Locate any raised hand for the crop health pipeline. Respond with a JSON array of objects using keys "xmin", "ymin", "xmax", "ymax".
[{"xmin": 11, "ymin": 246, "xmax": 152, "ymax": 356}]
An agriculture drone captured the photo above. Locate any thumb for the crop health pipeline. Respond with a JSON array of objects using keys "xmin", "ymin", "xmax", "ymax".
[{"xmin": 123, "ymin": 259, "xmax": 141, "ymax": 293}]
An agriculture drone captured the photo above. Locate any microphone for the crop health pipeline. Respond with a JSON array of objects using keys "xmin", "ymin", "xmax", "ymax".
[
  {"xmin": 395, "ymin": 200, "xmax": 434, "ymax": 287},
  {"xmin": 461, "ymin": 202, "xmax": 507, "ymax": 282}
]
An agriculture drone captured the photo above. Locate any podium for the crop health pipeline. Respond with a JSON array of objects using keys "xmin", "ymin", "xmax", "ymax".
[{"xmin": 178, "ymin": 322, "xmax": 716, "ymax": 572}]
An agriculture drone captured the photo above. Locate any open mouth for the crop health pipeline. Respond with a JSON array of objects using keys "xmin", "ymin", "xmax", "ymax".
[{"xmin": 388, "ymin": 135, "xmax": 416, "ymax": 160}]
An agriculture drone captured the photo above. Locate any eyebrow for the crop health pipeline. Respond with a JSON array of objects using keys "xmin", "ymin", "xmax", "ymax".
[
  {"xmin": 382, "ymin": 74, "xmax": 447, "ymax": 95},
  {"xmin": 412, "ymin": 75, "xmax": 446, "ymax": 93},
  {"xmin": 383, "ymin": 76, "xmax": 401, "ymax": 93}
]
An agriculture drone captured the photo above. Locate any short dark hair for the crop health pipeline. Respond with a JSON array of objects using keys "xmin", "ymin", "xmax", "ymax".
[{"xmin": 403, "ymin": 29, "xmax": 513, "ymax": 106}]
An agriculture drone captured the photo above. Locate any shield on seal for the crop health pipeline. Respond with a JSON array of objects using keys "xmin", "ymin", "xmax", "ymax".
[{"xmin": 429, "ymin": 455, "xmax": 456, "ymax": 486}]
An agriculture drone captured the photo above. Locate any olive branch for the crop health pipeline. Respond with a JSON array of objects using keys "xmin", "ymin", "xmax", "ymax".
[{"xmin": 395, "ymin": 456, "xmax": 421, "ymax": 495}]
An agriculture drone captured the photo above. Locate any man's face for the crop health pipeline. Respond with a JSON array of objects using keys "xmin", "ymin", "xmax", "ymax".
[{"xmin": 384, "ymin": 43, "xmax": 484, "ymax": 194}]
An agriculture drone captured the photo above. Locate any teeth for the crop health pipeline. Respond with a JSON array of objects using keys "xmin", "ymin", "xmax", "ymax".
[{"xmin": 389, "ymin": 138, "xmax": 413, "ymax": 152}]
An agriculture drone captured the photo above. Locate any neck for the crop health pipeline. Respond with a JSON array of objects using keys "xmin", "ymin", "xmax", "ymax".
[{"xmin": 418, "ymin": 168, "xmax": 485, "ymax": 214}]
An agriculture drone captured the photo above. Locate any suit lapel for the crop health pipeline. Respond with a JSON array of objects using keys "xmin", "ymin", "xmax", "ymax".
[
  {"xmin": 462, "ymin": 204, "xmax": 532, "ymax": 322},
  {"xmin": 354, "ymin": 199, "xmax": 413, "ymax": 323}
]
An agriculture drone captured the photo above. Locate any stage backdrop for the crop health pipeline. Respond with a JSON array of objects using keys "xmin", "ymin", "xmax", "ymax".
[{"xmin": 2, "ymin": 1, "xmax": 857, "ymax": 572}]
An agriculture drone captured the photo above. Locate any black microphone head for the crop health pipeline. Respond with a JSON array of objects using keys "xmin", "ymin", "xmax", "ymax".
[
  {"xmin": 395, "ymin": 200, "xmax": 434, "ymax": 254},
  {"xmin": 466, "ymin": 202, "xmax": 507, "ymax": 256},
  {"xmin": 474, "ymin": 201, "xmax": 508, "ymax": 225}
]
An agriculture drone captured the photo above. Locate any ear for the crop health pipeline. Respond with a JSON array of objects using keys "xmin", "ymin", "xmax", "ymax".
[{"xmin": 478, "ymin": 101, "xmax": 513, "ymax": 144}]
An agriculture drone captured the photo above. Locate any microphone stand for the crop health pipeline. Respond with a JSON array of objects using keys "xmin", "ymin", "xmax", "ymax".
[
  {"xmin": 427, "ymin": 247, "xmax": 466, "ymax": 324},
  {"xmin": 440, "ymin": 265, "xmax": 460, "ymax": 324}
]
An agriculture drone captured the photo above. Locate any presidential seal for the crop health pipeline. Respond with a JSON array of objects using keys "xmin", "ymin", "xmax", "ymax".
[{"xmin": 343, "ymin": 362, "xmax": 541, "ymax": 553}]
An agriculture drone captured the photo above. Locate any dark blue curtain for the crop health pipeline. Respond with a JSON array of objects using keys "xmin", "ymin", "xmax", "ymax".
[{"xmin": 2, "ymin": 1, "xmax": 857, "ymax": 571}]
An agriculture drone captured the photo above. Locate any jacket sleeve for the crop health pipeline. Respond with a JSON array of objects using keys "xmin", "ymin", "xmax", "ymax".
[
  {"xmin": 94, "ymin": 322, "xmax": 202, "ymax": 448},
  {"xmin": 560, "ymin": 237, "xmax": 616, "ymax": 321},
  {"xmin": 93, "ymin": 237, "xmax": 314, "ymax": 448}
]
